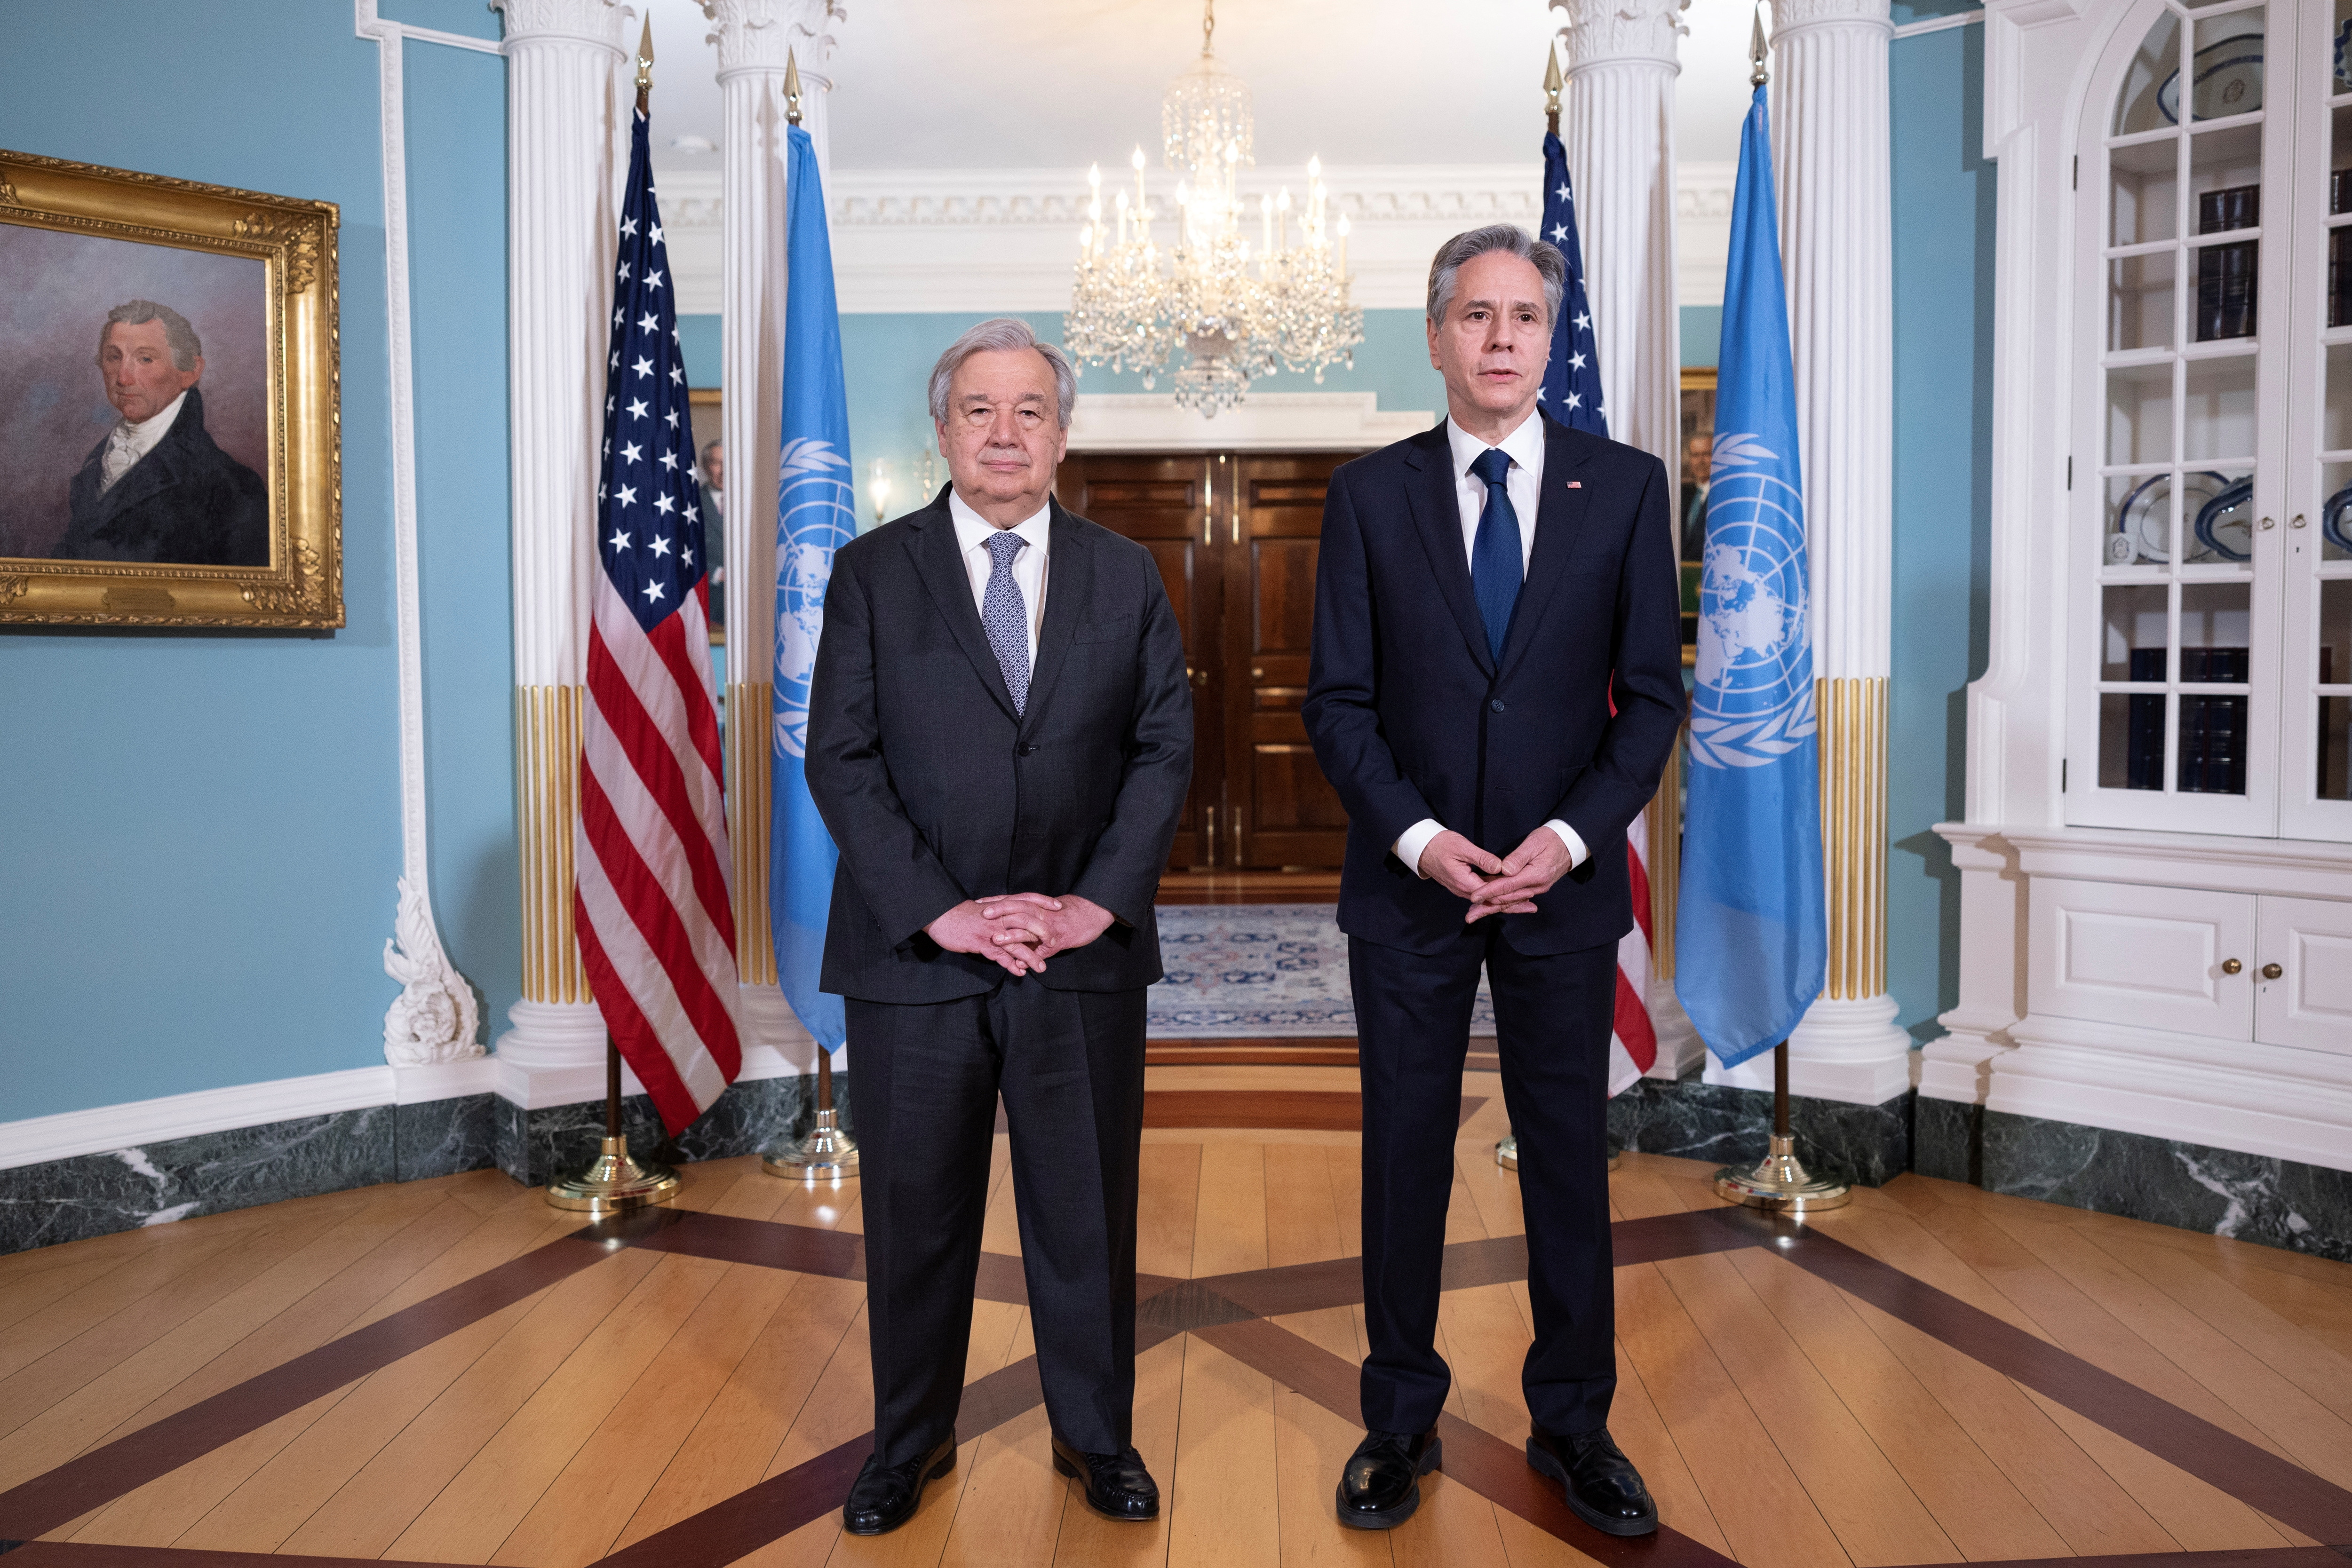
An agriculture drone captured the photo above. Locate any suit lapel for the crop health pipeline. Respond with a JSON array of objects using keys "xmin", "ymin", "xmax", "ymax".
[
  {"xmin": 1400, "ymin": 423, "xmax": 1496, "ymax": 678},
  {"xmin": 1496, "ymin": 418, "xmax": 1595, "ymax": 681},
  {"xmin": 905, "ymin": 502, "xmax": 1020, "ymax": 721},
  {"xmin": 1018, "ymin": 501, "xmax": 1090, "ymax": 737}
]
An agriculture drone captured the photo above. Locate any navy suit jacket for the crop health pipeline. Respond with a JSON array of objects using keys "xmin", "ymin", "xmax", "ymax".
[
  {"xmin": 55, "ymin": 387, "xmax": 268, "ymax": 567},
  {"xmin": 1301, "ymin": 415, "xmax": 1685, "ymax": 956},
  {"xmin": 805, "ymin": 491, "xmax": 1193, "ymax": 1004}
]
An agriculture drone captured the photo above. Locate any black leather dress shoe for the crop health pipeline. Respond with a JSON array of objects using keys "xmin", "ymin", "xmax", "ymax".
[
  {"xmin": 1050, "ymin": 1433, "xmax": 1160, "ymax": 1520},
  {"xmin": 842, "ymin": 1437, "xmax": 956, "ymax": 1536},
  {"xmin": 1527, "ymin": 1426, "xmax": 1657, "ymax": 1536},
  {"xmin": 1335, "ymin": 1429, "xmax": 1442, "ymax": 1529}
]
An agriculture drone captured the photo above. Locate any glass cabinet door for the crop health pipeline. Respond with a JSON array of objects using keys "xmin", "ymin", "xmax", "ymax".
[
  {"xmin": 2278, "ymin": 0, "xmax": 2352, "ymax": 837},
  {"xmin": 2076, "ymin": 0, "xmax": 2286, "ymax": 835}
]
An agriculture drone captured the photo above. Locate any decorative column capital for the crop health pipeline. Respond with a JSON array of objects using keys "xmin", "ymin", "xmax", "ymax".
[
  {"xmin": 491, "ymin": 0, "xmax": 629, "ymax": 52},
  {"xmin": 1769, "ymin": 0, "xmax": 1895, "ymax": 41},
  {"xmin": 1550, "ymin": 0, "xmax": 1688, "ymax": 72},
  {"xmin": 700, "ymin": 0, "xmax": 842, "ymax": 83}
]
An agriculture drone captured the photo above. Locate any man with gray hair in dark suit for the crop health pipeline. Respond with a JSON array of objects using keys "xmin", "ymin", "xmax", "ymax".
[{"xmin": 804, "ymin": 316, "xmax": 1192, "ymax": 1536}]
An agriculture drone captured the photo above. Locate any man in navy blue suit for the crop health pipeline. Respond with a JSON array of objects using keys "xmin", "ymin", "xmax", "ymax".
[{"xmin": 1303, "ymin": 225, "xmax": 1684, "ymax": 1537}]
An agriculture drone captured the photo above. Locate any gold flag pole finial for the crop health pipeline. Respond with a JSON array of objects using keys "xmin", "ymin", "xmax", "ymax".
[
  {"xmin": 1749, "ymin": 5, "xmax": 1770, "ymax": 87},
  {"xmin": 1202, "ymin": 0, "xmax": 1216, "ymax": 56},
  {"xmin": 1543, "ymin": 42, "xmax": 1563, "ymax": 136},
  {"xmin": 634, "ymin": 14, "xmax": 653, "ymax": 114},
  {"xmin": 784, "ymin": 48, "xmax": 804, "ymax": 126}
]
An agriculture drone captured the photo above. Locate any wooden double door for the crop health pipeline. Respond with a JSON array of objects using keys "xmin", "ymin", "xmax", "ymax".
[{"xmin": 1055, "ymin": 451, "xmax": 1351, "ymax": 871}]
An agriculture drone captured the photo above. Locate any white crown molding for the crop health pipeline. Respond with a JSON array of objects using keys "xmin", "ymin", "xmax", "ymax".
[
  {"xmin": 356, "ymin": 1, "xmax": 486, "ymax": 1066},
  {"xmin": 655, "ymin": 163, "xmax": 1738, "ymax": 319},
  {"xmin": 1891, "ymin": 8, "xmax": 1983, "ymax": 37},
  {"xmin": 1065, "ymin": 393, "xmax": 1433, "ymax": 452}
]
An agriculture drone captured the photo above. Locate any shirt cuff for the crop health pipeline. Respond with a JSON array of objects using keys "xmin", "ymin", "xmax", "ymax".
[
  {"xmin": 1393, "ymin": 818, "xmax": 1446, "ymax": 878},
  {"xmin": 1542, "ymin": 819, "xmax": 1589, "ymax": 870}
]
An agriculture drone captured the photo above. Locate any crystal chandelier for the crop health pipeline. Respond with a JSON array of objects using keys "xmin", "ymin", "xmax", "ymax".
[{"xmin": 1066, "ymin": 0, "xmax": 1363, "ymax": 417}]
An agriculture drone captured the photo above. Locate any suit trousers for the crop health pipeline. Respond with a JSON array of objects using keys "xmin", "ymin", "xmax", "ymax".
[
  {"xmin": 1351, "ymin": 925, "xmax": 1617, "ymax": 1437},
  {"xmin": 847, "ymin": 980, "xmax": 1147, "ymax": 1465}
]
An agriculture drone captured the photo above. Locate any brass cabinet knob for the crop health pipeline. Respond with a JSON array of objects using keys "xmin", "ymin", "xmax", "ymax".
[
  {"xmin": 2221, "ymin": 958, "xmax": 2243, "ymax": 974},
  {"xmin": 1186, "ymin": 665, "xmax": 1209, "ymax": 689},
  {"xmin": 2261, "ymin": 962, "xmax": 2283, "ymax": 980}
]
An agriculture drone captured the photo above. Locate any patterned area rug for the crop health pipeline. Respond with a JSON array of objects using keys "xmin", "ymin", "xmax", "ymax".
[{"xmin": 1148, "ymin": 904, "xmax": 1497, "ymax": 1038}]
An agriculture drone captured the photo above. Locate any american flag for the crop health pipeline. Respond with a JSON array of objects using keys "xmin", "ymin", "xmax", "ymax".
[
  {"xmin": 1537, "ymin": 132, "xmax": 1607, "ymax": 435},
  {"xmin": 573, "ymin": 107, "xmax": 743, "ymax": 1134},
  {"xmin": 1535, "ymin": 130, "xmax": 1655, "ymax": 1093}
]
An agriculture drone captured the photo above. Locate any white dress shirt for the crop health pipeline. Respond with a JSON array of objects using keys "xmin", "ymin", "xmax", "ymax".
[
  {"xmin": 1392, "ymin": 410, "xmax": 1589, "ymax": 880},
  {"xmin": 98, "ymin": 390, "xmax": 187, "ymax": 495},
  {"xmin": 948, "ymin": 488, "xmax": 1051, "ymax": 665}
]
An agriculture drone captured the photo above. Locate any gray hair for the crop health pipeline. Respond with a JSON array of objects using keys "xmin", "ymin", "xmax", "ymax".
[
  {"xmin": 1425, "ymin": 225, "xmax": 1567, "ymax": 331},
  {"xmin": 97, "ymin": 300, "xmax": 202, "ymax": 371},
  {"xmin": 927, "ymin": 317, "xmax": 1077, "ymax": 430}
]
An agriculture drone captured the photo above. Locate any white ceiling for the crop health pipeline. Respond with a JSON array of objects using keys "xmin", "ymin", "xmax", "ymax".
[{"xmin": 644, "ymin": 0, "xmax": 1770, "ymax": 177}]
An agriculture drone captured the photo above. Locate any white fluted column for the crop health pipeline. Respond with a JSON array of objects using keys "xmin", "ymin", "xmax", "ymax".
[
  {"xmin": 490, "ymin": 0, "xmax": 628, "ymax": 1095},
  {"xmin": 1551, "ymin": 0, "xmax": 1686, "ymax": 481},
  {"xmin": 1554, "ymin": 0, "xmax": 1700, "ymax": 1080},
  {"xmin": 1710, "ymin": 0, "xmax": 1911, "ymax": 1105},
  {"xmin": 701, "ymin": 0, "xmax": 840, "ymax": 1074}
]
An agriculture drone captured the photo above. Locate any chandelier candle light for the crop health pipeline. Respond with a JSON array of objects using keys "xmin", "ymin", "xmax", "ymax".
[{"xmin": 1066, "ymin": 0, "xmax": 1363, "ymax": 416}]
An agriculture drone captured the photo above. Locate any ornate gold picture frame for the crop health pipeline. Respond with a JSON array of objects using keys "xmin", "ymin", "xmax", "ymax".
[{"xmin": 0, "ymin": 149, "xmax": 341, "ymax": 628}]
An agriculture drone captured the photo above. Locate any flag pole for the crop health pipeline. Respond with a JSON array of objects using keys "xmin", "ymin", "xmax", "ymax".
[
  {"xmin": 549, "ymin": 1035, "xmax": 683, "ymax": 1211},
  {"xmin": 546, "ymin": 16, "xmax": 685, "ymax": 1217},
  {"xmin": 758, "ymin": 47, "xmax": 859, "ymax": 1185},
  {"xmin": 1701, "ymin": 13, "xmax": 1849, "ymax": 1218}
]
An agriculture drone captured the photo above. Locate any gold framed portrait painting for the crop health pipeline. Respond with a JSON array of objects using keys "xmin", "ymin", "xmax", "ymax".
[{"xmin": 0, "ymin": 149, "xmax": 341, "ymax": 628}]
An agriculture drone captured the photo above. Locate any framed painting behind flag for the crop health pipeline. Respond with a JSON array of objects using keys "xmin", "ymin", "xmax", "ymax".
[{"xmin": 0, "ymin": 148, "xmax": 341, "ymax": 629}]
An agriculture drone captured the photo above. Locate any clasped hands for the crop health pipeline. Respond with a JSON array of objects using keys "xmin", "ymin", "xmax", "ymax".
[
  {"xmin": 1420, "ymin": 828, "xmax": 1573, "ymax": 923},
  {"xmin": 924, "ymin": 892, "xmax": 1116, "ymax": 976}
]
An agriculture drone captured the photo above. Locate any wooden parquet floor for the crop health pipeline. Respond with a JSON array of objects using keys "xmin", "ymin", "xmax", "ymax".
[{"xmin": 4, "ymin": 1066, "xmax": 2352, "ymax": 1567}]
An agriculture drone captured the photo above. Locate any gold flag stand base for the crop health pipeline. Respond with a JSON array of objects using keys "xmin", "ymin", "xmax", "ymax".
[
  {"xmin": 763, "ymin": 1048, "xmax": 858, "ymax": 1181},
  {"xmin": 1495, "ymin": 1136, "xmax": 1621, "ymax": 1173},
  {"xmin": 547, "ymin": 1041, "xmax": 681, "ymax": 1214},
  {"xmin": 1712, "ymin": 1043, "xmax": 1851, "ymax": 1214}
]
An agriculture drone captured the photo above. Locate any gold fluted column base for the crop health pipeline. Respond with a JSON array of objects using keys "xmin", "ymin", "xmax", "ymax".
[
  {"xmin": 516, "ymin": 683, "xmax": 590, "ymax": 1005},
  {"xmin": 1817, "ymin": 675, "xmax": 1888, "ymax": 1002},
  {"xmin": 727, "ymin": 680, "xmax": 776, "ymax": 985}
]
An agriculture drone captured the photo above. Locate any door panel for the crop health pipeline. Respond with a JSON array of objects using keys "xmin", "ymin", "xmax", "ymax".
[
  {"xmin": 2028, "ymin": 876, "xmax": 2257, "ymax": 1038},
  {"xmin": 1226, "ymin": 455, "xmax": 1351, "ymax": 870},
  {"xmin": 1055, "ymin": 455, "xmax": 1219, "ymax": 870},
  {"xmin": 1057, "ymin": 449, "xmax": 1353, "ymax": 873},
  {"xmin": 2255, "ymin": 894, "xmax": 2352, "ymax": 1055}
]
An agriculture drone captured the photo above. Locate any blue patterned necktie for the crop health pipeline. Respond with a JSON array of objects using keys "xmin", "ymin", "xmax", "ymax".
[
  {"xmin": 981, "ymin": 528, "xmax": 1031, "ymax": 713},
  {"xmin": 1469, "ymin": 446, "xmax": 1522, "ymax": 661}
]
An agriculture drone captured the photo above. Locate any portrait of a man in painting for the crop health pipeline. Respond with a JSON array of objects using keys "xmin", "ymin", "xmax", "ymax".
[
  {"xmin": 51, "ymin": 300, "xmax": 270, "ymax": 566},
  {"xmin": 0, "ymin": 147, "xmax": 340, "ymax": 628}
]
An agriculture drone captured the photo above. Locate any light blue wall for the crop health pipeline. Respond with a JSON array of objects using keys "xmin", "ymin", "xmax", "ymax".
[
  {"xmin": 1888, "ymin": 21, "xmax": 1995, "ymax": 1041},
  {"xmin": 0, "ymin": 4, "xmax": 512, "ymax": 1121}
]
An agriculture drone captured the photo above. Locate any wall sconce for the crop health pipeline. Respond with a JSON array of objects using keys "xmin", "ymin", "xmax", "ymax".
[{"xmin": 867, "ymin": 459, "xmax": 894, "ymax": 525}]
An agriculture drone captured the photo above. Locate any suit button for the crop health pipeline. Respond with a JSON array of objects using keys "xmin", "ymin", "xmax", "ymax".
[
  {"xmin": 1490, "ymin": 699, "xmax": 1506, "ymax": 713},
  {"xmin": 1017, "ymin": 744, "xmax": 1037, "ymax": 755}
]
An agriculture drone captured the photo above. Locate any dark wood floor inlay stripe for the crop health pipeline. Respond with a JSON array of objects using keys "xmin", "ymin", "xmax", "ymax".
[
  {"xmin": 1884, "ymin": 1549, "xmax": 2352, "ymax": 1567},
  {"xmin": 0, "ymin": 1231, "xmax": 618, "ymax": 1544},
  {"xmin": 0, "ymin": 1544, "xmax": 477, "ymax": 1566},
  {"xmin": 1190, "ymin": 1317, "xmax": 1741, "ymax": 1567},
  {"xmin": 1759, "ymin": 1211, "xmax": 2352, "ymax": 1548}
]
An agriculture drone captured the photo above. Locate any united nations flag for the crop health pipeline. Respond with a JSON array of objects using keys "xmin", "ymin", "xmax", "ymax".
[
  {"xmin": 769, "ymin": 118, "xmax": 852, "ymax": 1058},
  {"xmin": 1672, "ymin": 80, "xmax": 1827, "ymax": 1069}
]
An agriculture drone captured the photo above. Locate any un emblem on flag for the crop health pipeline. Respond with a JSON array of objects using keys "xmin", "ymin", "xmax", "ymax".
[
  {"xmin": 772, "ymin": 438, "xmax": 857, "ymax": 760},
  {"xmin": 1688, "ymin": 436, "xmax": 1816, "ymax": 771}
]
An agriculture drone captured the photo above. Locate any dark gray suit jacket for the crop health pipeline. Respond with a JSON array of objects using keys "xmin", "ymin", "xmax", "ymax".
[
  {"xmin": 54, "ymin": 387, "xmax": 269, "ymax": 566},
  {"xmin": 804, "ymin": 490, "xmax": 1192, "ymax": 1004}
]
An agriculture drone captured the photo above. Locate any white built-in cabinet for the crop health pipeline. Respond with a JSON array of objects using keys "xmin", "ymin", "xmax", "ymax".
[{"xmin": 1932, "ymin": 0, "xmax": 2352, "ymax": 1178}]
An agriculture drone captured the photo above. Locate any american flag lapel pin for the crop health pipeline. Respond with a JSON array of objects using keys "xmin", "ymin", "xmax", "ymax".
[{"xmin": 1566, "ymin": 480, "xmax": 1582, "ymax": 489}]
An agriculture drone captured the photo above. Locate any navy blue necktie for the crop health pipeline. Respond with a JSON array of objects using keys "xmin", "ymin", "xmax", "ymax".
[{"xmin": 1469, "ymin": 446, "xmax": 1522, "ymax": 661}]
